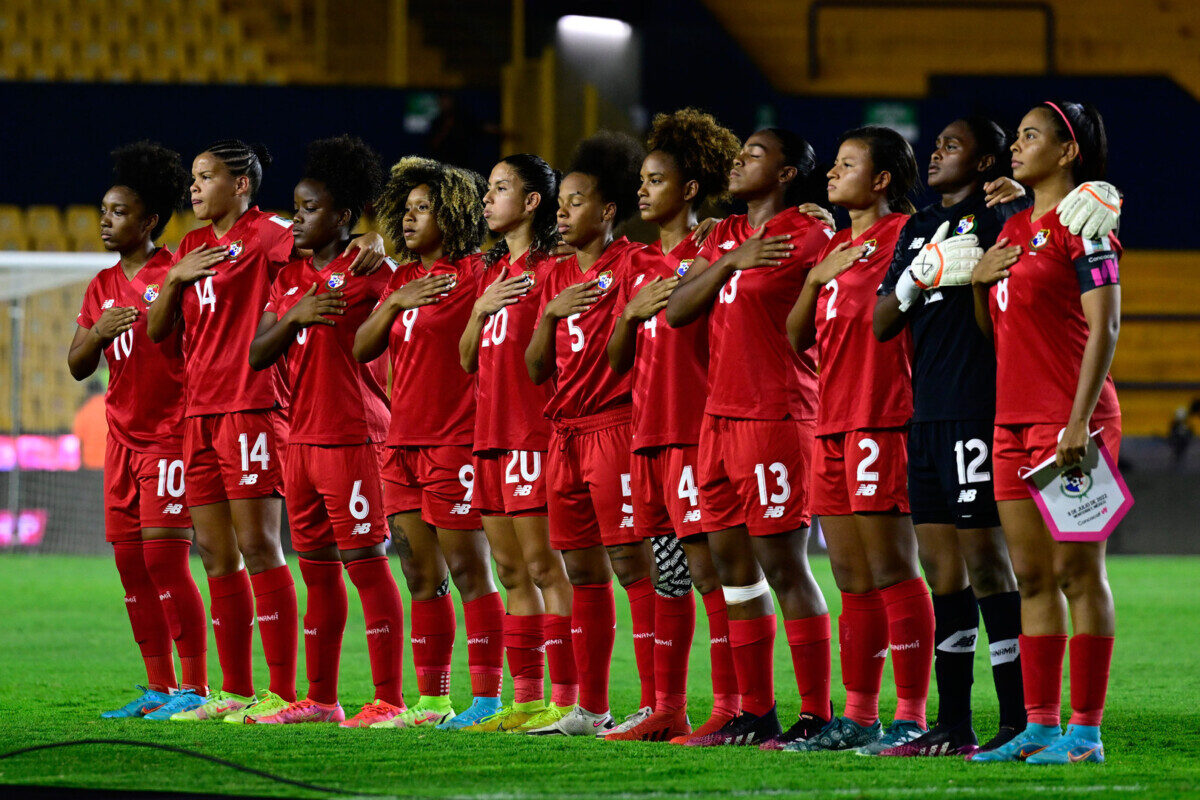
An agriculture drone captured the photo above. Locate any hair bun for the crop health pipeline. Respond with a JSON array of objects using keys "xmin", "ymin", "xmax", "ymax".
[{"xmin": 251, "ymin": 143, "xmax": 273, "ymax": 168}]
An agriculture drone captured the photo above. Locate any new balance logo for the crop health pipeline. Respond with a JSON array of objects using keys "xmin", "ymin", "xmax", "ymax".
[
  {"xmin": 909, "ymin": 237, "xmax": 925, "ymax": 249},
  {"xmin": 719, "ymin": 240, "xmax": 736, "ymax": 250},
  {"xmin": 256, "ymin": 612, "xmax": 279, "ymax": 623},
  {"xmin": 450, "ymin": 503, "xmax": 471, "ymax": 515},
  {"xmin": 102, "ymin": 299, "xmax": 115, "ymax": 309},
  {"xmin": 238, "ymin": 474, "xmax": 258, "ymax": 486},
  {"xmin": 937, "ymin": 628, "xmax": 979, "ymax": 654},
  {"xmin": 351, "ymin": 522, "xmax": 372, "ymax": 535},
  {"xmin": 366, "ymin": 625, "xmax": 390, "ymax": 636},
  {"xmin": 873, "ymin": 648, "xmax": 889, "ymax": 659},
  {"xmin": 763, "ymin": 506, "xmax": 785, "ymax": 518},
  {"xmin": 285, "ymin": 286, "xmax": 299, "ymax": 296},
  {"xmin": 164, "ymin": 503, "xmax": 183, "ymax": 515},
  {"xmin": 513, "ymin": 485, "xmax": 533, "ymax": 496},
  {"xmin": 683, "ymin": 509, "xmax": 700, "ymax": 523},
  {"xmin": 855, "ymin": 484, "xmax": 878, "ymax": 497},
  {"xmin": 957, "ymin": 489, "xmax": 978, "ymax": 503},
  {"xmin": 620, "ymin": 515, "xmax": 634, "ymax": 528}
]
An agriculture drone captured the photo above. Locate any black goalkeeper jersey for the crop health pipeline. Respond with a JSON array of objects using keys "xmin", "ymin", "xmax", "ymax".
[{"xmin": 877, "ymin": 190, "xmax": 1030, "ymax": 423}]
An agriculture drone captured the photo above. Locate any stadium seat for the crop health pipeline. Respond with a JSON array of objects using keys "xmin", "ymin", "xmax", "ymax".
[
  {"xmin": 0, "ymin": 233, "xmax": 29, "ymax": 251},
  {"xmin": 32, "ymin": 232, "xmax": 72, "ymax": 252},
  {"xmin": 0, "ymin": 206, "xmax": 26, "ymax": 239},
  {"xmin": 65, "ymin": 206, "xmax": 99, "ymax": 243},
  {"xmin": 25, "ymin": 206, "xmax": 65, "ymax": 239}
]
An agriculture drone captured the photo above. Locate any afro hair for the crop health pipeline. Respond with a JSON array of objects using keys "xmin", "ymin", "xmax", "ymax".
[
  {"xmin": 645, "ymin": 108, "xmax": 741, "ymax": 210},
  {"xmin": 376, "ymin": 156, "xmax": 488, "ymax": 262},
  {"xmin": 302, "ymin": 135, "xmax": 385, "ymax": 229},
  {"xmin": 567, "ymin": 131, "xmax": 645, "ymax": 225},
  {"xmin": 110, "ymin": 141, "xmax": 190, "ymax": 240}
]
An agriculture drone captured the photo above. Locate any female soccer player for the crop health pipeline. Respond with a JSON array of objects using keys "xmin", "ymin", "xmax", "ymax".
[
  {"xmin": 458, "ymin": 154, "xmax": 579, "ymax": 733},
  {"xmin": 146, "ymin": 140, "xmax": 385, "ymax": 723},
  {"xmin": 246, "ymin": 135, "xmax": 407, "ymax": 727},
  {"xmin": 523, "ymin": 132, "xmax": 653, "ymax": 736},
  {"xmin": 354, "ymin": 158, "xmax": 505, "ymax": 729},
  {"xmin": 969, "ymin": 101, "xmax": 1122, "ymax": 765},
  {"xmin": 69, "ymin": 142, "xmax": 208, "ymax": 720},
  {"xmin": 604, "ymin": 108, "xmax": 741, "ymax": 743},
  {"xmin": 665, "ymin": 128, "xmax": 834, "ymax": 749},
  {"xmin": 785, "ymin": 125, "xmax": 934, "ymax": 755}
]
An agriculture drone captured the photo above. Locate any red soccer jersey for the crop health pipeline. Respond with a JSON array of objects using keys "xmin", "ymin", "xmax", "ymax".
[
  {"xmin": 265, "ymin": 252, "xmax": 393, "ymax": 445},
  {"xmin": 76, "ymin": 248, "xmax": 186, "ymax": 453},
  {"xmin": 990, "ymin": 208, "xmax": 1122, "ymax": 425},
  {"xmin": 473, "ymin": 250, "xmax": 554, "ymax": 452},
  {"xmin": 538, "ymin": 238, "xmax": 642, "ymax": 421},
  {"xmin": 173, "ymin": 207, "xmax": 294, "ymax": 416},
  {"xmin": 814, "ymin": 212, "xmax": 913, "ymax": 434},
  {"xmin": 696, "ymin": 208, "xmax": 833, "ymax": 421},
  {"xmin": 616, "ymin": 237, "xmax": 708, "ymax": 450},
  {"xmin": 384, "ymin": 254, "xmax": 483, "ymax": 446}
]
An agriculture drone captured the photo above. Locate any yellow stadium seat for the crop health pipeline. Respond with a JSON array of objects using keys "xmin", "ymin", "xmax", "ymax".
[
  {"xmin": 66, "ymin": 206, "xmax": 99, "ymax": 241},
  {"xmin": 0, "ymin": 206, "xmax": 25, "ymax": 238},
  {"xmin": 26, "ymin": 206, "xmax": 64, "ymax": 238},
  {"xmin": 70, "ymin": 234, "xmax": 104, "ymax": 253},
  {"xmin": 0, "ymin": 233, "xmax": 28, "ymax": 251},
  {"xmin": 32, "ymin": 232, "xmax": 72, "ymax": 252}
]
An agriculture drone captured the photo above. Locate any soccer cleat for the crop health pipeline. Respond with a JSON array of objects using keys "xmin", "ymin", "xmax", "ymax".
[
  {"xmin": 856, "ymin": 719, "xmax": 927, "ymax": 756},
  {"xmin": 978, "ymin": 724, "xmax": 1023, "ymax": 753},
  {"xmin": 1025, "ymin": 725, "xmax": 1104, "ymax": 765},
  {"xmin": 170, "ymin": 690, "xmax": 254, "ymax": 722},
  {"xmin": 223, "ymin": 691, "xmax": 291, "ymax": 724},
  {"xmin": 101, "ymin": 686, "xmax": 171, "ymax": 719},
  {"xmin": 252, "ymin": 698, "xmax": 346, "ymax": 724},
  {"xmin": 341, "ymin": 700, "xmax": 406, "ymax": 728},
  {"xmin": 670, "ymin": 708, "xmax": 738, "ymax": 745},
  {"xmin": 968, "ymin": 723, "xmax": 1063, "ymax": 762},
  {"xmin": 878, "ymin": 717, "xmax": 979, "ymax": 757},
  {"xmin": 526, "ymin": 705, "xmax": 614, "ymax": 737},
  {"xmin": 513, "ymin": 703, "xmax": 574, "ymax": 733},
  {"xmin": 784, "ymin": 716, "xmax": 883, "ymax": 752},
  {"xmin": 607, "ymin": 706, "xmax": 653, "ymax": 735},
  {"xmin": 684, "ymin": 706, "xmax": 782, "ymax": 747},
  {"xmin": 463, "ymin": 701, "xmax": 544, "ymax": 733},
  {"xmin": 759, "ymin": 710, "xmax": 831, "ymax": 751},
  {"xmin": 143, "ymin": 689, "xmax": 206, "ymax": 721},
  {"xmin": 370, "ymin": 697, "xmax": 455, "ymax": 729},
  {"xmin": 605, "ymin": 707, "xmax": 691, "ymax": 742},
  {"xmin": 438, "ymin": 696, "xmax": 502, "ymax": 730}
]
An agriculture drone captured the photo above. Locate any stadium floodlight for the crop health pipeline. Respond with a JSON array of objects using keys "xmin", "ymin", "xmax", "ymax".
[{"xmin": 556, "ymin": 15, "xmax": 633, "ymax": 44}]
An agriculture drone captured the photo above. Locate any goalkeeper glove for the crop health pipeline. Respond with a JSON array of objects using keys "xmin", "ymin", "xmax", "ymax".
[
  {"xmin": 1056, "ymin": 181, "xmax": 1121, "ymax": 240},
  {"xmin": 896, "ymin": 221, "xmax": 984, "ymax": 310}
]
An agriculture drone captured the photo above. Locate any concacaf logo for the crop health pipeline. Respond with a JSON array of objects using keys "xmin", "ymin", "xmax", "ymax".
[
  {"xmin": 596, "ymin": 270, "xmax": 614, "ymax": 292},
  {"xmin": 676, "ymin": 259, "xmax": 694, "ymax": 277},
  {"xmin": 227, "ymin": 240, "xmax": 244, "ymax": 259},
  {"xmin": 1059, "ymin": 466, "xmax": 1093, "ymax": 499},
  {"xmin": 860, "ymin": 239, "xmax": 878, "ymax": 259},
  {"xmin": 327, "ymin": 272, "xmax": 346, "ymax": 290},
  {"xmin": 143, "ymin": 284, "xmax": 160, "ymax": 303},
  {"xmin": 955, "ymin": 214, "xmax": 976, "ymax": 235},
  {"xmin": 1030, "ymin": 229, "xmax": 1051, "ymax": 250}
]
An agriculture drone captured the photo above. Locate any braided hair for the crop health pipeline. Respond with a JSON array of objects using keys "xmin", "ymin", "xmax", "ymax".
[
  {"xmin": 203, "ymin": 139, "xmax": 272, "ymax": 200},
  {"xmin": 110, "ymin": 141, "xmax": 189, "ymax": 239},
  {"xmin": 376, "ymin": 156, "xmax": 488, "ymax": 262}
]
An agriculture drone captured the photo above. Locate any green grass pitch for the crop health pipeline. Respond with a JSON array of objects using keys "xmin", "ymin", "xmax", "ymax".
[{"xmin": 0, "ymin": 554, "xmax": 1197, "ymax": 799}]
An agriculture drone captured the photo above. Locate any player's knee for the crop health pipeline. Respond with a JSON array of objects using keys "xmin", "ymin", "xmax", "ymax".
[
  {"xmin": 493, "ymin": 558, "xmax": 530, "ymax": 592},
  {"xmin": 448, "ymin": 557, "xmax": 496, "ymax": 597},
  {"xmin": 526, "ymin": 554, "xmax": 566, "ymax": 592},
  {"xmin": 1013, "ymin": 563, "xmax": 1055, "ymax": 599},
  {"xmin": 1053, "ymin": 554, "xmax": 1105, "ymax": 601},
  {"xmin": 721, "ymin": 576, "xmax": 772, "ymax": 607}
]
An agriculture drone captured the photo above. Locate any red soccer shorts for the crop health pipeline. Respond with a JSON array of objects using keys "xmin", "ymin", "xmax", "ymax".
[
  {"xmin": 285, "ymin": 443, "xmax": 388, "ymax": 552},
  {"xmin": 546, "ymin": 408, "xmax": 640, "ymax": 551},
  {"xmin": 473, "ymin": 450, "xmax": 548, "ymax": 517},
  {"xmin": 631, "ymin": 445, "xmax": 703, "ymax": 540},
  {"xmin": 810, "ymin": 428, "xmax": 909, "ymax": 516},
  {"xmin": 104, "ymin": 437, "xmax": 192, "ymax": 542},
  {"xmin": 184, "ymin": 409, "xmax": 286, "ymax": 506},
  {"xmin": 699, "ymin": 415, "xmax": 814, "ymax": 536},
  {"xmin": 992, "ymin": 417, "xmax": 1122, "ymax": 502},
  {"xmin": 381, "ymin": 444, "xmax": 481, "ymax": 530}
]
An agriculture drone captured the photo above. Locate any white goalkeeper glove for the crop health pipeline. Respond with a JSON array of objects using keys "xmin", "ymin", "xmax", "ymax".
[
  {"xmin": 895, "ymin": 221, "xmax": 983, "ymax": 311},
  {"xmin": 1056, "ymin": 181, "xmax": 1122, "ymax": 240}
]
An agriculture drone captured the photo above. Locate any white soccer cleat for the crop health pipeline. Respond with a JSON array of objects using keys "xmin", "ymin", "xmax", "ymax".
[
  {"xmin": 607, "ymin": 706, "xmax": 653, "ymax": 735},
  {"xmin": 526, "ymin": 705, "xmax": 614, "ymax": 737}
]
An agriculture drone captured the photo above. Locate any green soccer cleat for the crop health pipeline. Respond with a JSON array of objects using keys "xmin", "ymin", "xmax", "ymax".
[
  {"xmin": 1025, "ymin": 725, "xmax": 1105, "ymax": 765},
  {"xmin": 464, "ymin": 701, "xmax": 547, "ymax": 733},
  {"xmin": 170, "ymin": 690, "xmax": 254, "ymax": 722},
  {"xmin": 370, "ymin": 696, "xmax": 455, "ymax": 729},
  {"xmin": 784, "ymin": 716, "xmax": 883, "ymax": 752},
  {"xmin": 101, "ymin": 686, "xmax": 171, "ymax": 719},
  {"xmin": 856, "ymin": 719, "xmax": 927, "ymax": 756},
  {"xmin": 514, "ymin": 703, "xmax": 576, "ymax": 733},
  {"xmin": 222, "ymin": 691, "xmax": 291, "ymax": 724},
  {"xmin": 968, "ymin": 723, "xmax": 1063, "ymax": 762}
]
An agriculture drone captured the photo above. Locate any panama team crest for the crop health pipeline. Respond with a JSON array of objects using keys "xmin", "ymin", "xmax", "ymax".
[
  {"xmin": 143, "ymin": 284, "xmax": 159, "ymax": 303},
  {"xmin": 1059, "ymin": 466, "xmax": 1093, "ymax": 499},
  {"xmin": 860, "ymin": 239, "xmax": 877, "ymax": 259},
  {"xmin": 955, "ymin": 214, "xmax": 976, "ymax": 235},
  {"xmin": 596, "ymin": 270, "xmax": 614, "ymax": 291},
  {"xmin": 521, "ymin": 270, "xmax": 535, "ymax": 285},
  {"xmin": 327, "ymin": 272, "xmax": 346, "ymax": 290},
  {"xmin": 1030, "ymin": 229, "xmax": 1051, "ymax": 249},
  {"xmin": 227, "ymin": 240, "xmax": 244, "ymax": 259},
  {"xmin": 676, "ymin": 259, "xmax": 693, "ymax": 277}
]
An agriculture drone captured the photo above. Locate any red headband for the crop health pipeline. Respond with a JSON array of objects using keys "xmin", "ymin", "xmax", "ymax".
[{"xmin": 1043, "ymin": 101, "xmax": 1081, "ymax": 163}]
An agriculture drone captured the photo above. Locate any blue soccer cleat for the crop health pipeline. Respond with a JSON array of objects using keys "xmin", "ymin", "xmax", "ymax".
[
  {"xmin": 101, "ymin": 686, "xmax": 171, "ymax": 719},
  {"xmin": 1026, "ymin": 725, "xmax": 1105, "ymax": 765},
  {"xmin": 968, "ymin": 723, "xmax": 1063, "ymax": 762},
  {"xmin": 438, "ymin": 696, "xmax": 503, "ymax": 730},
  {"xmin": 143, "ymin": 689, "xmax": 206, "ymax": 720}
]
